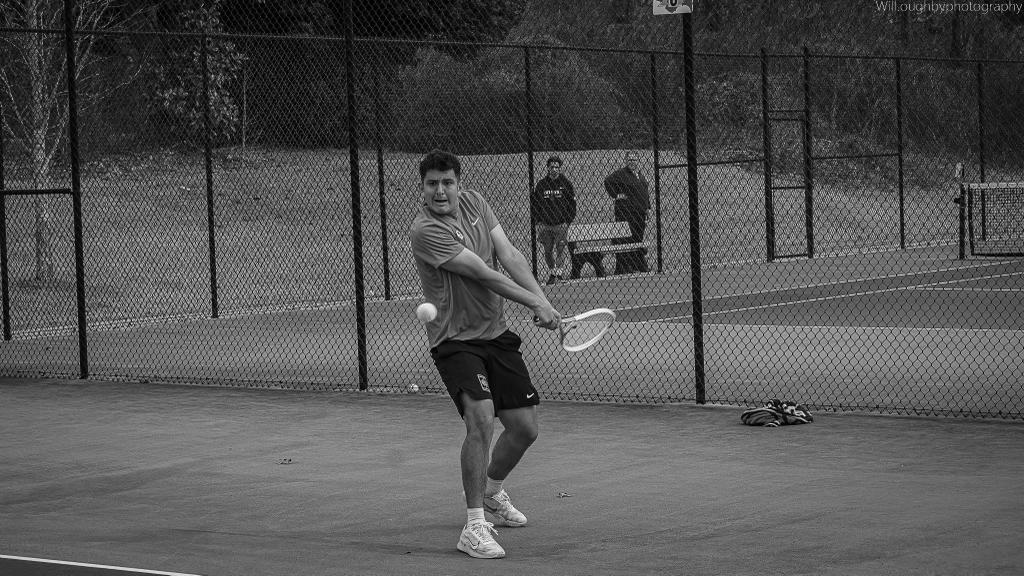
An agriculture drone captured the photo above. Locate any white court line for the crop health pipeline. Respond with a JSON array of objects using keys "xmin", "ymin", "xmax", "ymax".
[
  {"xmin": 615, "ymin": 258, "xmax": 1018, "ymax": 315},
  {"xmin": 0, "ymin": 555, "xmax": 202, "ymax": 576},
  {"xmin": 631, "ymin": 319, "xmax": 1022, "ymax": 334},
  {"xmin": 908, "ymin": 287, "xmax": 1024, "ymax": 293},
  {"xmin": 649, "ymin": 270, "xmax": 1024, "ymax": 322}
]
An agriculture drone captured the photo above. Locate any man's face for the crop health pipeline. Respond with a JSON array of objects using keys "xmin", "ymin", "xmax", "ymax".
[
  {"xmin": 625, "ymin": 154, "xmax": 639, "ymax": 170},
  {"xmin": 422, "ymin": 168, "xmax": 460, "ymax": 216},
  {"xmin": 547, "ymin": 163, "xmax": 561, "ymax": 179}
]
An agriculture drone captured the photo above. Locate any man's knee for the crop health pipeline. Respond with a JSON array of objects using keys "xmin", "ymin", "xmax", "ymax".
[
  {"xmin": 516, "ymin": 423, "xmax": 539, "ymax": 445},
  {"xmin": 500, "ymin": 409, "xmax": 539, "ymax": 445},
  {"xmin": 462, "ymin": 394, "xmax": 494, "ymax": 436}
]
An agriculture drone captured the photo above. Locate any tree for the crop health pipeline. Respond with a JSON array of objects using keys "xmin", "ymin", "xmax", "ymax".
[
  {"xmin": 217, "ymin": 0, "xmax": 526, "ymax": 44},
  {"xmin": 148, "ymin": 0, "xmax": 246, "ymax": 145},
  {"xmin": 0, "ymin": 0, "xmax": 141, "ymax": 282}
]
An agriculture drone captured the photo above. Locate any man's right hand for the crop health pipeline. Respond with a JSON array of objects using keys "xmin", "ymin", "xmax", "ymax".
[{"xmin": 532, "ymin": 304, "xmax": 561, "ymax": 330}]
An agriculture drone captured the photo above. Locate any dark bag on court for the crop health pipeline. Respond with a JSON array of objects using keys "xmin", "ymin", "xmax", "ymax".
[{"xmin": 741, "ymin": 399, "xmax": 813, "ymax": 427}]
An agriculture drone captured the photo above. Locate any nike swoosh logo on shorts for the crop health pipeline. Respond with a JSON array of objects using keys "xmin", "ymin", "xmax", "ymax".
[
  {"xmin": 526, "ymin": 393, "xmax": 535, "ymax": 399},
  {"xmin": 470, "ymin": 218, "xmax": 479, "ymax": 226}
]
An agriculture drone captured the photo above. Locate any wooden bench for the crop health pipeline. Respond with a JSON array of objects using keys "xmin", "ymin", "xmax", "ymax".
[{"xmin": 566, "ymin": 221, "xmax": 649, "ymax": 279}]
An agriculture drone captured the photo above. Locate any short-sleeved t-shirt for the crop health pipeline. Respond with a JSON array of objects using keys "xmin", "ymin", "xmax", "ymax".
[{"xmin": 409, "ymin": 189, "xmax": 507, "ymax": 349}]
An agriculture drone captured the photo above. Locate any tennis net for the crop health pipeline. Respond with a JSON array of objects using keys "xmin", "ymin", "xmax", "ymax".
[{"xmin": 962, "ymin": 181, "xmax": 1024, "ymax": 257}]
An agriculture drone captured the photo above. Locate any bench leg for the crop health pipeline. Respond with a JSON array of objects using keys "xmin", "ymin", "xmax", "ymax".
[
  {"xmin": 614, "ymin": 248, "xmax": 648, "ymax": 275},
  {"xmin": 571, "ymin": 253, "xmax": 606, "ymax": 279},
  {"xmin": 570, "ymin": 254, "xmax": 584, "ymax": 280}
]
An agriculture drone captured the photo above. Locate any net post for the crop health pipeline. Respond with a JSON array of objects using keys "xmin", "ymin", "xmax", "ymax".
[
  {"xmin": 956, "ymin": 186, "xmax": 966, "ymax": 261},
  {"xmin": 966, "ymin": 183, "xmax": 976, "ymax": 256}
]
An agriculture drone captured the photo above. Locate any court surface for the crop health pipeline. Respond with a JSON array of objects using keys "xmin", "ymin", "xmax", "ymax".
[
  {"xmin": 617, "ymin": 257, "xmax": 1024, "ymax": 329},
  {"xmin": 1, "ymin": 246, "xmax": 1022, "ymax": 414},
  {"xmin": 1, "ymin": 378, "xmax": 1023, "ymax": 576}
]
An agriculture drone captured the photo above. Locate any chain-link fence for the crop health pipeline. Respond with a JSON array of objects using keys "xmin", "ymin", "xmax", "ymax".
[{"xmin": 2, "ymin": 5, "xmax": 1022, "ymax": 418}]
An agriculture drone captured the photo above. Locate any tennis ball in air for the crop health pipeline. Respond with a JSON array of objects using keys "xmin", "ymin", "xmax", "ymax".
[{"xmin": 416, "ymin": 302, "xmax": 437, "ymax": 322}]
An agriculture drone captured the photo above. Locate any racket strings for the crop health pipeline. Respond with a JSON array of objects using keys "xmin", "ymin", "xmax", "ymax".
[{"xmin": 562, "ymin": 312, "xmax": 615, "ymax": 350}]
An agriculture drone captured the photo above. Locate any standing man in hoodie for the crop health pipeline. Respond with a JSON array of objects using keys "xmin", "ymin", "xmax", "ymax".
[
  {"xmin": 603, "ymin": 151, "xmax": 650, "ymax": 274},
  {"xmin": 530, "ymin": 155, "xmax": 577, "ymax": 285}
]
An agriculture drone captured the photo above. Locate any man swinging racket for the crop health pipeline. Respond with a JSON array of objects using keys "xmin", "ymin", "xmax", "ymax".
[{"xmin": 409, "ymin": 149, "xmax": 561, "ymax": 559}]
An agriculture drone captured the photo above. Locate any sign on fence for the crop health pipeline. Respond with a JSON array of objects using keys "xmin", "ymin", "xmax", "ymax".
[{"xmin": 653, "ymin": 0, "xmax": 693, "ymax": 15}]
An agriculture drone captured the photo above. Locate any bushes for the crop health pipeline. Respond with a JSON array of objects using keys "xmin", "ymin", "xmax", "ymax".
[
  {"xmin": 148, "ymin": 0, "xmax": 246, "ymax": 147},
  {"xmin": 383, "ymin": 43, "xmax": 636, "ymax": 154}
]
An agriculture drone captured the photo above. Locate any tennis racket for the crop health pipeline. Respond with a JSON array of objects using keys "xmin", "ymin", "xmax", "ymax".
[{"xmin": 535, "ymin": 308, "xmax": 616, "ymax": 352}]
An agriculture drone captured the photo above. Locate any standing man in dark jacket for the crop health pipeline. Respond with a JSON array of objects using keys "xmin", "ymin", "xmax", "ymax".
[
  {"xmin": 603, "ymin": 151, "xmax": 650, "ymax": 274},
  {"xmin": 531, "ymin": 156, "xmax": 577, "ymax": 285}
]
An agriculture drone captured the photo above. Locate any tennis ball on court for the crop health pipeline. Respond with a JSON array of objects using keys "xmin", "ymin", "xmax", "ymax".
[
  {"xmin": 409, "ymin": 384, "xmax": 420, "ymax": 393},
  {"xmin": 415, "ymin": 302, "xmax": 437, "ymax": 322}
]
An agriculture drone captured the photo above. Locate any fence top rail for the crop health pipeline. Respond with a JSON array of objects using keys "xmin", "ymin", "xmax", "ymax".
[
  {"xmin": 0, "ymin": 188, "xmax": 73, "ymax": 197},
  {"xmin": 3, "ymin": 26, "xmax": 1024, "ymax": 65},
  {"xmin": 964, "ymin": 181, "xmax": 1024, "ymax": 190}
]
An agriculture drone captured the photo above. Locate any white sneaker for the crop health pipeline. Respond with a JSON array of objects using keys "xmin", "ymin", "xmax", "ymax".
[
  {"xmin": 483, "ymin": 489, "xmax": 528, "ymax": 527},
  {"xmin": 457, "ymin": 521, "xmax": 505, "ymax": 559}
]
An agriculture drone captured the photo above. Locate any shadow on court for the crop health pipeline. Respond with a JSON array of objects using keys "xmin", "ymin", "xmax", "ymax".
[{"xmin": 1, "ymin": 378, "xmax": 1022, "ymax": 576}]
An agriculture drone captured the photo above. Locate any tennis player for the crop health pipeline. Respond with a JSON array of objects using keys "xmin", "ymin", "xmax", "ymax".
[{"xmin": 409, "ymin": 149, "xmax": 561, "ymax": 559}]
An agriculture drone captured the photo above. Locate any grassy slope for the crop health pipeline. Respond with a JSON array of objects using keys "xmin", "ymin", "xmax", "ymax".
[{"xmin": 2, "ymin": 142, "xmax": 964, "ymax": 333}]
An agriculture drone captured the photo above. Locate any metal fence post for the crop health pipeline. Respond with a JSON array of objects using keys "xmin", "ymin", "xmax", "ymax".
[
  {"xmin": 63, "ymin": 0, "xmax": 88, "ymax": 378},
  {"xmin": 524, "ymin": 46, "xmax": 537, "ymax": 277},
  {"xmin": 0, "ymin": 80, "xmax": 10, "ymax": 341},
  {"xmin": 649, "ymin": 52, "xmax": 663, "ymax": 274},
  {"xmin": 976, "ymin": 61, "xmax": 986, "ymax": 183},
  {"xmin": 894, "ymin": 57, "xmax": 906, "ymax": 250},
  {"xmin": 761, "ymin": 48, "xmax": 775, "ymax": 262},
  {"xmin": 802, "ymin": 46, "xmax": 815, "ymax": 259},
  {"xmin": 200, "ymin": 32, "xmax": 219, "ymax": 319},
  {"xmin": 373, "ymin": 67, "xmax": 391, "ymax": 300},
  {"xmin": 976, "ymin": 61, "xmax": 987, "ymax": 240},
  {"xmin": 682, "ymin": 12, "xmax": 705, "ymax": 405},
  {"xmin": 345, "ymin": 0, "xmax": 368, "ymax": 390}
]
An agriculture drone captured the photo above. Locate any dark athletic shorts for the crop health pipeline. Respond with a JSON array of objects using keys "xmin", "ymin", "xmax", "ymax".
[{"xmin": 430, "ymin": 329, "xmax": 540, "ymax": 417}]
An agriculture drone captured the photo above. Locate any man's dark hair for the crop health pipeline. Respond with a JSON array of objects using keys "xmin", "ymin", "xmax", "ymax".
[
  {"xmin": 419, "ymin": 149, "xmax": 462, "ymax": 179},
  {"xmin": 546, "ymin": 156, "xmax": 562, "ymax": 167}
]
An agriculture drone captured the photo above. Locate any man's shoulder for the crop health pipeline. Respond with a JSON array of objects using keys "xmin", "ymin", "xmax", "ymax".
[
  {"xmin": 409, "ymin": 208, "xmax": 440, "ymax": 237},
  {"xmin": 538, "ymin": 176, "xmax": 573, "ymax": 189},
  {"xmin": 461, "ymin": 188, "xmax": 490, "ymax": 208}
]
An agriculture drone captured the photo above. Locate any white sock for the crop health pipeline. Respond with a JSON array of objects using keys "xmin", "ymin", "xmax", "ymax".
[
  {"xmin": 467, "ymin": 507, "xmax": 485, "ymax": 525},
  {"xmin": 485, "ymin": 477, "xmax": 504, "ymax": 497}
]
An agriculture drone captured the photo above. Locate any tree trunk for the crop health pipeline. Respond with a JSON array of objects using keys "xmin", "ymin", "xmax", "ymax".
[
  {"xmin": 950, "ymin": 13, "xmax": 962, "ymax": 59},
  {"xmin": 26, "ymin": 0, "xmax": 55, "ymax": 283},
  {"xmin": 618, "ymin": 0, "xmax": 631, "ymax": 24}
]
